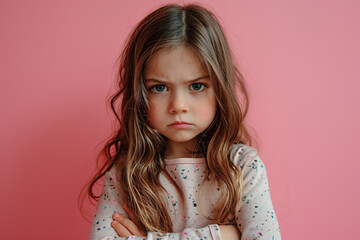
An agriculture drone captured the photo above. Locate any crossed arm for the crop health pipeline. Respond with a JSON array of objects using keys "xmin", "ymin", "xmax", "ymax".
[
  {"xmin": 90, "ymin": 146, "xmax": 281, "ymax": 240},
  {"xmin": 90, "ymin": 169, "xmax": 241, "ymax": 240},
  {"xmin": 111, "ymin": 204, "xmax": 241, "ymax": 240}
]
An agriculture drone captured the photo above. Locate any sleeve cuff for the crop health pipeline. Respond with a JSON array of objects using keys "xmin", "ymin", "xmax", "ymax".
[{"xmin": 208, "ymin": 224, "xmax": 222, "ymax": 240}]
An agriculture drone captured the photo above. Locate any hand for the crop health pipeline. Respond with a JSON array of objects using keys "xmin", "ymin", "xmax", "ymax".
[
  {"xmin": 111, "ymin": 204, "xmax": 146, "ymax": 237},
  {"xmin": 219, "ymin": 225, "xmax": 242, "ymax": 240}
]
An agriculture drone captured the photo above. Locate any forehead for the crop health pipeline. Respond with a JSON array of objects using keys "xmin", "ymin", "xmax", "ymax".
[{"xmin": 144, "ymin": 45, "xmax": 208, "ymax": 81}]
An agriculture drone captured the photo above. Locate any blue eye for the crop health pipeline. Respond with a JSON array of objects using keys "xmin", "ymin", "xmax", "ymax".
[
  {"xmin": 190, "ymin": 83, "xmax": 205, "ymax": 91},
  {"xmin": 151, "ymin": 84, "xmax": 167, "ymax": 93}
]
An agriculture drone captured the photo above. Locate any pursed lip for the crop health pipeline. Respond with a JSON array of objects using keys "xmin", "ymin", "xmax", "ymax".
[{"xmin": 168, "ymin": 121, "xmax": 192, "ymax": 127}]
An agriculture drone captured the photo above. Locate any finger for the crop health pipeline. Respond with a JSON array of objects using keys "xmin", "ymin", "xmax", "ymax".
[
  {"xmin": 111, "ymin": 220, "xmax": 132, "ymax": 237},
  {"xmin": 113, "ymin": 212, "xmax": 144, "ymax": 236}
]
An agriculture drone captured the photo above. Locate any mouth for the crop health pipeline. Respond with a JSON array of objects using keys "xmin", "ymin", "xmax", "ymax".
[{"xmin": 168, "ymin": 121, "xmax": 193, "ymax": 128}]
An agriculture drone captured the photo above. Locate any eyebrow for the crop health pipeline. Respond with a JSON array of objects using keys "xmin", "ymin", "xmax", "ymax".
[{"xmin": 145, "ymin": 75, "xmax": 210, "ymax": 84}]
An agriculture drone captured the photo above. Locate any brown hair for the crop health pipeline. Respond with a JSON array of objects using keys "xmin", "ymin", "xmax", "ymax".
[{"xmin": 82, "ymin": 3, "xmax": 253, "ymax": 233}]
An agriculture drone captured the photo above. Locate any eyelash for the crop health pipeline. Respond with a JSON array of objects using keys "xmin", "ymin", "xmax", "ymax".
[{"xmin": 149, "ymin": 83, "xmax": 207, "ymax": 93}]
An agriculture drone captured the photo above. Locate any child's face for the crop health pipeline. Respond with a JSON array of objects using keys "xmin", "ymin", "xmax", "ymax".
[{"xmin": 144, "ymin": 45, "xmax": 216, "ymax": 155}]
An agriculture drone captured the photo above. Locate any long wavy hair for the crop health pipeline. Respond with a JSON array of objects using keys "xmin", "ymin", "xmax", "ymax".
[{"xmin": 82, "ymin": 3, "xmax": 254, "ymax": 233}]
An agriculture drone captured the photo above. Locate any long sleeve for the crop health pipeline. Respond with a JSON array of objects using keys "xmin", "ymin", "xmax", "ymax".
[
  {"xmin": 89, "ymin": 144, "xmax": 281, "ymax": 240},
  {"xmin": 89, "ymin": 168, "xmax": 222, "ymax": 240},
  {"xmin": 89, "ymin": 169, "xmax": 125, "ymax": 240},
  {"xmin": 232, "ymin": 145, "xmax": 281, "ymax": 240}
]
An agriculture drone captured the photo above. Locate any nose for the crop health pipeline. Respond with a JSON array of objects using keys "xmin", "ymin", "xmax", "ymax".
[{"xmin": 168, "ymin": 91, "xmax": 189, "ymax": 114}]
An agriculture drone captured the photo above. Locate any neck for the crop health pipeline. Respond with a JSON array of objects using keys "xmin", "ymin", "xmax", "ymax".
[{"xmin": 165, "ymin": 138, "xmax": 203, "ymax": 159}]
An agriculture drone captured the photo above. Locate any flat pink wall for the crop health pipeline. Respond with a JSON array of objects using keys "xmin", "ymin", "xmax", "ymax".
[{"xmin": 1, "ymin": 0, "xmax": 359, "ymax": 239}]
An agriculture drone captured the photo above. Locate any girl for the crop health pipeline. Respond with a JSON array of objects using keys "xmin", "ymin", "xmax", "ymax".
[{"xmin": 87, "ymin": 3, "xmax": 281, "ymax": 240}]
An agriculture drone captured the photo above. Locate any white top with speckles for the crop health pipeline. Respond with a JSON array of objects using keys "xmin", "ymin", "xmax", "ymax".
[{"xmin": 89, "ymin": 144, "xmax": 281, "ymax": 240}]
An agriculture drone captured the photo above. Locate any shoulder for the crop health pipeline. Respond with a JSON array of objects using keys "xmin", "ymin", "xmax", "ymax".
[
  {"xmin": 230, "ymin": 144, "xmax": 266, "ymax": 175},
  {"xmin": 104, "ymin": 165, "xmax": 118, "ymax": 186},
  {"xmin": 230, "ymin": 143, "xmax": 258, "ymax": 165}
]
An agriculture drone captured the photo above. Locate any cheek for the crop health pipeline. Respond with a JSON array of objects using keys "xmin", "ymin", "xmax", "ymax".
[
  {"xmin": 147, "ymin": 99, "xmax": 162, "ymax": 125},
  {"xmin": 197, "ymin": 99, "xmax": 217, "ymax": 121}
]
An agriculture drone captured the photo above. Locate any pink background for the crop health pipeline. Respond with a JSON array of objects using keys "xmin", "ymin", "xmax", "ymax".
[{"xmin": 1, "ymin": 0, "xmax": 359, "ymax": 239}]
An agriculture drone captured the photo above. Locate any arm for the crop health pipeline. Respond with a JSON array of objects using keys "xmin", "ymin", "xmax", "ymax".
[
  {"xmin": 89, "ymin": 169, "xmax": 222, "ymax": 240},
  {"xmin": 112, "ymin": 207, "xmax": 240, "ymax": 240},
  {"xmin": 234, "ymin": 146, "xmax": 282, "ymax": 240}
]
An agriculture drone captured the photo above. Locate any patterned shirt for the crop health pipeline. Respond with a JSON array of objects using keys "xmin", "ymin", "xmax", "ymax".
[{"xmin": 89, "ymin": 144, "xmax": 281, "ymax": 240}]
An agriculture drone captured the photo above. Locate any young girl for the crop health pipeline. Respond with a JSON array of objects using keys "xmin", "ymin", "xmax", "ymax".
[{"xmin": 87, "ymin": 3, "xmax": 281, "ymax": 240}]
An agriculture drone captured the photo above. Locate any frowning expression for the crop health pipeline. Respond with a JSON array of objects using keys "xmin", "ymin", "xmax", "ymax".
[{"xmin": 144, "ymin": 45, "xmax": 217, "ymax": 151}]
